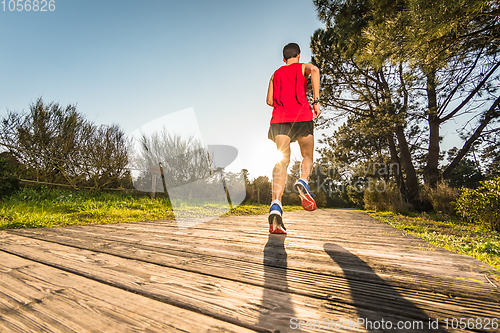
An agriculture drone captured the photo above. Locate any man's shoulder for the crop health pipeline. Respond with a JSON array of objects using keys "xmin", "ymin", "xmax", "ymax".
[
  {"xmin": 272, "ymin": 66, "xmax": 284, "ymax": 78},
  {"xmin": 274, "ymin": 63, "xmax": 303, "ymax": 74},
  {"xmin": 274, "ymin": 65, "xmax": 286, "ymax": 72}
]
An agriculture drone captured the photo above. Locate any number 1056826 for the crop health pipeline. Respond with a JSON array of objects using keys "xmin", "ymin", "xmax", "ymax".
[{"xmin": 2, "ymin": 0, "xmax": 55, "ymax": 11}]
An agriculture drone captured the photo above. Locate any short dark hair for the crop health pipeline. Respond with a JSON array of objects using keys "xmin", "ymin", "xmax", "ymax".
[{"xmin": 283, "ymin": 43, "xmax": 300, "ymax": 60}]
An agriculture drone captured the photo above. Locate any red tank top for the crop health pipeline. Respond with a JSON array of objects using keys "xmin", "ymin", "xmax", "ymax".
[{"xmin": 270, "ymin": 63, "xmax": 313, "ymax": 124}]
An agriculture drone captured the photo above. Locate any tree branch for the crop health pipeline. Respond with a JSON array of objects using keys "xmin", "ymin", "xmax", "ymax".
[
  {"xmin": 440, "ymin": 60, "xmax": 500, "ymax": 123},
  {"xmin": 442, "ymin": 94, "xmax": 500, "ymax": 179},
  {"xmin": 437, "ymin": 48, "xmax": 484, "ymax": 115}
]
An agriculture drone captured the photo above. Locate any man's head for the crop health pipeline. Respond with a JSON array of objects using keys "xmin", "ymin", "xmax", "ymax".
[{"xmin": 283, "ymin": 43, "xmax": 300, "ymax": 61}]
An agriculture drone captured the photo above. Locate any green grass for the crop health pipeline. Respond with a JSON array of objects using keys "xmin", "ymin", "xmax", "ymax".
[
  {"xmin": 0, "ymin": 187, "xmax": 302, "ymax": 230},
  {"xmin": 0, "ymin": 187, "xmax": 176, "ymax": 229},
  {"xmin": 366, "ymin": 210, "xmax": 500, "ymax": 272}
]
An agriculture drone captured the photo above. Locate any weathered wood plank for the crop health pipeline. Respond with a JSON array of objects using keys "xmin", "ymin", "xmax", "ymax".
[
  {"xmin": 1, "ymin": 232, "xmax": 499, "ymax": 333},
  {"xmin": 0, "ymin": 234, "xmax": 364, "ymax": 332},
  {"xmin": 10, "ymin": 210, "xmax": 498, "ymax": 298},
  {"xmin": 36, "ymin": 209, "xmax": 487, "ymax": 268},
  {"xmin": 8, "ymin": 229, "xmax": 484, "ymax": 300},
  {"xmin": 0, "ymin": 233, "xmax": 471, "ymax": 333},
  {"xmin": 2, "ymin": 209, "xmax": 499, "ymax": 333},
  {"xmin": 56, "ymin": 211, "xmax": 427, "ymax": 243},
  {"xmin": 5, "ymin": 225, "xmax": 494, "ymax": 293},
  {"xmin": 5, "ymin": 229, "xmax": 499, "ymax": 320},
  {"xmin": 0, "ymin": 251, "xmax": 258, "ymax": 333},
  {"xmin": 42, "ymin": 219, "xmax": 482, "ymax": 272}
]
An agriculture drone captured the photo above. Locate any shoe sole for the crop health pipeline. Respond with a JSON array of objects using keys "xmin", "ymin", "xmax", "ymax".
[
  {"xmin": 294, "ymin": 183, "xmax": 317, "ymax": 211},
  {"xmin": 272, "ymin": 226, "xmax": 287, "ymax": 234},
  {"xmin": 268, "ymin": 213, "xmax": 286, "ymax": 234}
]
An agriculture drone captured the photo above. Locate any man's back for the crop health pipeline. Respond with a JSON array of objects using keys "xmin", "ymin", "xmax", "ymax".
[{"xmin": 271, "ymin": 63, "xmax": 312, "ymax": 124}]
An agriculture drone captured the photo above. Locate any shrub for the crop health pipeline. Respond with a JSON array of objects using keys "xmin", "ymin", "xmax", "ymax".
[
  {"xmin": 314, "ymin": 189, "xmax": 328, "ymax": 208},
  {"xmin": 0, "ymin": 98, "xmax": 129, "ymax": 190},
  {"xmin": 421, "ymin": 182, "xmax": 459, "ymax": 216},
  {"xmin": 325, "ymin": 191, "xmax": 355, "ymax": 208},
  {"xmin": 363, "ymin": 179, "xmax": 410, "ymax": 212},
  {"xmin": 454, "ymin": 177, "xmax": 500, "ymax": 232},
  {"xmin": 281, "ymin": 187, "xmax": 301, "ymax": 206},
  {"xmin": 0, "ymin": 154, "xmax": 20, "ymax": 198}
]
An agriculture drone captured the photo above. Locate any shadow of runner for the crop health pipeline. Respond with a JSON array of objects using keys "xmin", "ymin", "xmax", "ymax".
[
  {"xmin": 324, "ymin": 243, "xmax": 446, "ymax": 333},
  {"xmin": 257, "ymin": 234, "xmax": 298, "ymax": 333}
]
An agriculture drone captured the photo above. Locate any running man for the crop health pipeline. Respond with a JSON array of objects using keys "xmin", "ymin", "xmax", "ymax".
[{"xmin": 266, "ymin": 42, "xmax": 321, "ymax": 234}]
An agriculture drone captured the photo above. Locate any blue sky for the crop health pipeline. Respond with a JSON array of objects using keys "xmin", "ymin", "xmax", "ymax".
[
  {"xmin": 0, "ymin": 0, "xmax": 325, "ymax": 179},
  {"xmin": 1, "ymin": 0, "xmax": 468, "ymax": 182}
]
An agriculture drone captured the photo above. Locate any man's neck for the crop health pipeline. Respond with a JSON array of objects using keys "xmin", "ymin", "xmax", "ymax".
[{"xmin": 285, "ymin": 57, "xmax": 300, "ymax": 65}]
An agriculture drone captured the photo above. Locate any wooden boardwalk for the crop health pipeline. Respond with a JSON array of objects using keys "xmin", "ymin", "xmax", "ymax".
[{"xmin": 0, "ymin": 209, "xmax": 498, "ymax": 332}]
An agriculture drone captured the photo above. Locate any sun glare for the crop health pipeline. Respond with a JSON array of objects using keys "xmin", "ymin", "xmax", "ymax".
[{"xmin": 272, "ymin": 149, "xmax": 285, "ymax": 164}]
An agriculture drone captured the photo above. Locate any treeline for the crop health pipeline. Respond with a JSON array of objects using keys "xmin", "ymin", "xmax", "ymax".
[
  {"xmin": 0, "ymin": 98, "xmax": 132, "ymax": 194},
  {"xmin": 309, "ymin": 0, "xmax": 500, "ymax": 211},
  {"xmin": 0, "ymin": 98, "xmax": 247, "ymax": 205}
]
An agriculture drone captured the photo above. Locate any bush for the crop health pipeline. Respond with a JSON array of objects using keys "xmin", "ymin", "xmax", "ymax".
[
  {"xmin": 421, "ymin": 182, "xmax": 459, "ymax": 216},
  {"xmin": 0, "ymin": 98, "xmax": 130, "ymax": 190},
  {"xmin": 363, "ymin": 179, "xmax": 410, "ymax": 212},
  {"xmin": 0, "ymin": 154, "xmax": 20, "ymax": 198},
  {"xmin": 454, "ymin": 177, "xmax": 500, "ymax": 232},
  {"xmin": 325, "ymin": 191, "xmax": 355, "ymax": 208},
  {"xmin": 281, "ymin": 189, "xmax": 301, "ymax": 206}
]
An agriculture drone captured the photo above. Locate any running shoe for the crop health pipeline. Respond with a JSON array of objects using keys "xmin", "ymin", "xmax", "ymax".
[
  {"xmin": 294, "ymin": 179, "xmax": 317, "ymax": 211},
  {"xmin": 268, "ymin": 201, "xmax": 286, "ymax": 234},
  {"xmin": 272, "ymin": 224, "xmax": 287, "ymax": 234}
]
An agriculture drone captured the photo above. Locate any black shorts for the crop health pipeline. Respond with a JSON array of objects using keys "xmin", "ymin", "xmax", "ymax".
[{"xmin": 268, "ymin": 121, "xmax": 314, "ymax": 143}]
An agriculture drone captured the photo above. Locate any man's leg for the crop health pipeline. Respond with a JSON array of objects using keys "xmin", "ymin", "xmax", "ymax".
[
  {"xmin": 269, "ymin": 134, "xmax": 290, "ymax": 234},
  {"xmin": 297, "ymin": 134, "xmax": 314, "ymax": 181},
  {"xmin": 272, "ymin": 134, "xmax": 291, "ymax": 202},
  {"xmin": 294, "ymin": 134, "xmax": 316, "ymax": 211}
]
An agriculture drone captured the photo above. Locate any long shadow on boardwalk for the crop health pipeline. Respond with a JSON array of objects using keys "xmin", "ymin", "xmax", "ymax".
[
  {"xmin": 258, "ymin": 234, "xmax": 297, "ymax": 332},
  {"xmin": 324, "ymin": 243, "xmax": 446, "ymax": 332}
]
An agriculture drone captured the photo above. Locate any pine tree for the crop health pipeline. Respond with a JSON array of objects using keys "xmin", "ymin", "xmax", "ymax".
[{"xmin": 312, "ymin": 0, "xmax": 500, "ymax": 210}]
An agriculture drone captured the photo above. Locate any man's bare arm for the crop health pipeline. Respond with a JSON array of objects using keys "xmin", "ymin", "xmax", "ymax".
[
  {"xmin": 304, "ymin": 63, "xmax": 321, "ymax": 118},
  {"xmin": 304, "ymin": 63, "xmax": 320, "ymax": 100},
  {"xmin": 266, "ymin": 75, "xmax": 274, "ymax": 107}
]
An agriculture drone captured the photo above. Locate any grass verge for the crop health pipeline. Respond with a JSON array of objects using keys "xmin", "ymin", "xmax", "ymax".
[
  {"xmin": 0, "ymin": 187, "xmax": 302, "ymax": 230},
  {"xmin": 366, "ymin": 210, "xmax": 500, "ymax": 273},
  {"xmin": 0, "ymin": 187, "xmax": 175, "ymax": 229}
]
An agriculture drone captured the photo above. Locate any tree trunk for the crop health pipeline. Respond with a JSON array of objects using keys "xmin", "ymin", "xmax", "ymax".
[
  {"xmin": 386, "ymin": 134, "xmax": 407, "ymax": 199},
  {"xmin": 425, "ymin": 117, "xmax": 441, "ymax": 186},
  {"xmin": 395, "ymin": 125, "xmax": 420, "ymax": 206},
  {"xmin": 424, "ymin": 69, "xmax": 441, "ymax": 187}
]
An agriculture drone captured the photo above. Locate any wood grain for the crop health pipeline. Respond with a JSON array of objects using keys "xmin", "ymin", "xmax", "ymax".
[
  {"xmin": 0, "ymin": 251, "xmax": 256, "ymax": 333},
  {"xmin": 1, "ymin": 209, "xmax": 499, "ymax": 333}
]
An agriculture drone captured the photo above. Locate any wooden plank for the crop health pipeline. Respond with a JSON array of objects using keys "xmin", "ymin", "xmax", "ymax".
[
  {"xmin": 43, "ymin": 209, "xmax": 488, "ymax": 267},
  {"xmin": 2, "ymin": 209, "xmax": 499, "ymax": 332},
  {"xmin": 1, "ymin": 232, "xmax": 499, "ymax": 333},
  {"xmin": 0, "ymin": 251, "xmax": 257, "ymax": 333},
  {"xmin": 5, "ymin": 229, "xmax": 498, "ymax": 320},
  {"xmin": 5, "ymin": 236, "xmax": 491, "ymax": 299},
  {"xmin": 11, "ymin": 211, "xmax": 499, "ymax": 298},
  {"xmin": 4, "ymin": 210, "xmax": 466, "ymax": 264},
  {"xmin": 8, "ymin": 225, "xmax": 496, "ymax": 297},
  {"xmin": 60, "ymin": 218, "xmax": 470, "ymax": 265},
  {"xmin": 14, "ymin": 227, "xmax": 498, "ymax": 310},
  {"xmin": 0, "ymin": 234, "xmax": 362, "ymax": 333},
  {"xmin": 9, "ymin": 227, "xmax": 475, "ymax": 289},
  {"xmin": 0, "ymin": 233, "xmax": 476, "ymax": 333}
]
